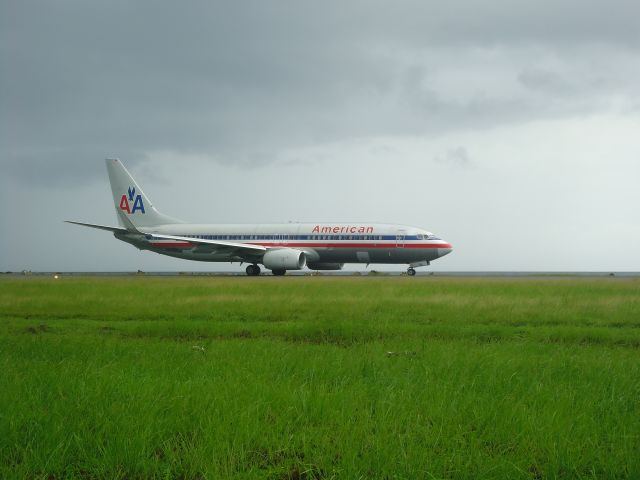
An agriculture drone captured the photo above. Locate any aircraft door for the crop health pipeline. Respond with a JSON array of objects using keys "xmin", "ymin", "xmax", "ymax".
[{"xmin": 396, "ymin": 229, "xmax": 406, "ymax": 248}]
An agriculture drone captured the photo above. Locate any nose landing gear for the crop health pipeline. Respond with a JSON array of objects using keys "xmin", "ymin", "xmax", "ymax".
[
  {"xmin": 246, "ymin": 264, "xmax": 261, "ymax": 276},
  {"xmin": 407, "ymin": 260, "xmax": 429, "ymax": 277}
]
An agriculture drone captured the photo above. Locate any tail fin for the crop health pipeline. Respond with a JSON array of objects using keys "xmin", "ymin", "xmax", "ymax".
[{"xmin": 106, "ymin": 158, "xmax": 181, "ymax": 229}]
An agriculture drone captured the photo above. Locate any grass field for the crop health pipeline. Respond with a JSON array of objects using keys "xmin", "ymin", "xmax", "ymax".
[{"xmin": 0, "ymin": 276, "xmax": 639, "ymax": 479}]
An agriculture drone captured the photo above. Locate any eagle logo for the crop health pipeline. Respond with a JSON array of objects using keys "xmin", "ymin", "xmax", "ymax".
[{"xmin": 119, "ymin": 186, "xmax": 145, "ymax": 214}]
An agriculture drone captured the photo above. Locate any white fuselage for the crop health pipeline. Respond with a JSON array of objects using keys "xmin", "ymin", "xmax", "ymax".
[{"xmin": 116, "ymin": 222, "xmax": 453, "ymax": 267}]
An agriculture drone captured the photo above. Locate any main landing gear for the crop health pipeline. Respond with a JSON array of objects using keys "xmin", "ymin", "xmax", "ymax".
[
  {"xmin": 245, "ymin": 265, "xmax": 286, "ymax": 276},
  {"xmin": 246, "ymin": 264, "xmax": 261, "ymax": 276},
  {"xmin": 407, "ymin": 267, "xmax": 417, "ymax": 276}
]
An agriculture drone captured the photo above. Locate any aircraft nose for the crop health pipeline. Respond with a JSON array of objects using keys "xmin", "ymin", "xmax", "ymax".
[{"xmin": 438, "ymin": 241, "xmax": 453, "ymax": 258}]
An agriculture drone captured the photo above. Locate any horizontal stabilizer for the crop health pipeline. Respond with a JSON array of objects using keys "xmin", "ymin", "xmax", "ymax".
[{"xmin": 65, "ymin": 221, "xmax": 130, "ymax": 233}]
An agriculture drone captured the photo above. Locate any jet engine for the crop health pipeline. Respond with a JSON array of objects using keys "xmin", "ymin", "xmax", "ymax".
[
  {"xmin": 262, "ymin": 249, "xmax": 306, "ymax": 270},
  {"xmin": 306, "ymin": 262, "xmax": 344, "ymax": 271}
]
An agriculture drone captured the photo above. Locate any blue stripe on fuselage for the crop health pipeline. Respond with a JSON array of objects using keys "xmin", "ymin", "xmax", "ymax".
[{"xmin": 177, "ymin": 234, "xmax": 432, "ymax": 241}]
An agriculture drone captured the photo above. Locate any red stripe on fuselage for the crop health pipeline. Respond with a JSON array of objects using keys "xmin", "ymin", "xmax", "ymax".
[
  {"xmin": 250, "ymin": 242, "xmax": 452, "ymax": 249},
  {"xmin": 150, "ymin": 242, "xmax": 194, "ymax": 248}
]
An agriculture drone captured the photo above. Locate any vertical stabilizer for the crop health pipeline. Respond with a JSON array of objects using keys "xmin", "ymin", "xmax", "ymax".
[{"xmin": 105, "ymin": 158, "xmax": 181, "ymax": 229}]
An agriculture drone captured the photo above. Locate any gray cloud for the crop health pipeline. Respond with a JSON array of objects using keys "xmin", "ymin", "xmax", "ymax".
[
  {"xmin": 3, "ymin": 0, "xmax": 640, "ymax": 187},
  {"xmin": 437, "ymin": 147, "xmax": 473, "ymax": 169},
  {"xmin": 518, "ymin": 68, "xmax": 573, "ymax": 94}
]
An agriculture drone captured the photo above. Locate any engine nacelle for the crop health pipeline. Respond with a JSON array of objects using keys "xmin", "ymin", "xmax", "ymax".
[
  {"xmin": 306, "ymin": 262, "xmax": 344, "ymax": 271},
  {"xmin": 262, "ymin": 249, "xmax": 306, "ymax": 270}
]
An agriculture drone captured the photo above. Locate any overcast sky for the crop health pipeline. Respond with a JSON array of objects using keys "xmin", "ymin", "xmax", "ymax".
[{"xmin": 2, "ymin": 0, "xmax": 639, "ymax": 272}]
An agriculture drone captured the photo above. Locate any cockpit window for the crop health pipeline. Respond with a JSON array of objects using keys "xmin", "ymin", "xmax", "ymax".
[{"xmin": 426, "ymin": 235, "xmax": 441, "ymax": 240}]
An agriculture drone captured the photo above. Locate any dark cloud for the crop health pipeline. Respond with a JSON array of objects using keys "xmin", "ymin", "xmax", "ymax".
[
  {"xmin": 2, "ymin": 0, "xmax": 640, "ymax": 188},
  {"xmin": 518, "ymin": 68, "xmax": 572, "ymax": 94}
]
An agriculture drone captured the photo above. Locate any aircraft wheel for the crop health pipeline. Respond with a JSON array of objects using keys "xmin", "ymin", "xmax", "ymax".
[
  {"xmin": 271, "ymin": 269, "xmax": 286, "ymax": 276},
  {"xmin": 246, "ymin": 264, "xmax": 261, "ymax": 276},
  {"xmin": 407, "ymin": 268, "xmax": 416, "ymax": 276}
]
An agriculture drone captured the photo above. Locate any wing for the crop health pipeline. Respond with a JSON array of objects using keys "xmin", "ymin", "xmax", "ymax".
[
  {"xmin": 145, "ymin": 233, "xmax": 267, "ymax": 256},
  {"xmin": 67, "ymin": 220, "xmax": 268, "ymax": 259}
]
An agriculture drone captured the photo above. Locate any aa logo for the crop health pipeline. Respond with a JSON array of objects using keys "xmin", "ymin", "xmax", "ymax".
[{"xmin": 119, "ymin": 187, "xmax": 145, "ymax": 214}]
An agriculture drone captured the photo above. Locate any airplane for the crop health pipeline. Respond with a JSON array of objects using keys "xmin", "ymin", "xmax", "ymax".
[{"xmin": 67, "ymin": 159, "xmax": 453, "ymax": 276}]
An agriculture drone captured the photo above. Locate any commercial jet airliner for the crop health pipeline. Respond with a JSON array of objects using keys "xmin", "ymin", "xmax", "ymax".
[{"xmin": 67, "ymin": 159, "xmax": 453, "ymax": 275}]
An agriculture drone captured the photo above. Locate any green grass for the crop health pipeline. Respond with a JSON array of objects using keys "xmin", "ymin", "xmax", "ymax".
[{"xmin": 0, "ymin": 276, "xmax": 639, "ymax": 479}]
